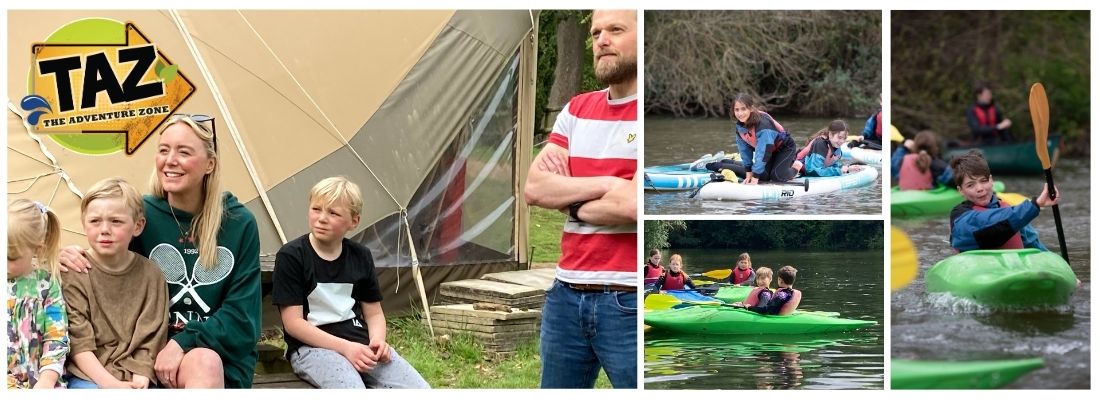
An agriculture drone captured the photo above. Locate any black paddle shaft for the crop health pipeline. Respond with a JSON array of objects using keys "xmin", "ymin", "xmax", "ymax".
[{"xmin": 1044, "ymin": 169, "xmax": 1069, "ymax": 262}]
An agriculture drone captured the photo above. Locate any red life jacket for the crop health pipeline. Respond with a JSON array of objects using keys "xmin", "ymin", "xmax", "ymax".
[
  {"xmin": 874, "ymin": 110, "xmax": 882, "ymax": 137},
  {"xmin": 644, "ymin": 262, "xmax": 664, "ymax": 279},
  {"xmin": 738, "ymin": 113, "xmax": 787, "ymax": 152},
  {"xmin": 662, "ymin": 272, "xmax": 686, "ymax": 290},
  {"xmin": 897, "ymin": 153, "xmax": 934, "ymax": 190},
  {"xmin": 973, "ymin": 104, "xmax": 998, "ymax": 127},
  {"xmin": 795, "ymin": 137, "xmax": 840, "ymax": 167},
  {"xmin": 971, "ymin": 200, "xmax": 1025, "ymax": 249},
  {"xmin": 732, "ymin": 267, "xmax": 754, "ymax": 285}
]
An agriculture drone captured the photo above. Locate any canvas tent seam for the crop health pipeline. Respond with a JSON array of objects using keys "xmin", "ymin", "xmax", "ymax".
[
  {"xmin": 234, "ymin": 10, "xmax": 404, "ymax": 211},
  {"xmin": 7, "ymin": 102, "xmax": 85, "ymax": 201},
  {"xmin": 234, "ymin": 10, "xmax": 436, "ymax": 328},
  {"xmin": 170, "ymin": 9, "xmax": 288, "ymax": 245}
]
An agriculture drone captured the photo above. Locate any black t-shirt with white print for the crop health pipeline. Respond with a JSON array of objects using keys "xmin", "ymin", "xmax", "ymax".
[{"xmin": 271, "ymin": 234, "xmax": 384, "ymax": 357}]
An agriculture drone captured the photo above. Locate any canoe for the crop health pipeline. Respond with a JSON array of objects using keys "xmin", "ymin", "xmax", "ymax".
[
  {"xmin": 714, "ymin": 285, "xmax": 755, "ymax": 303},
  {"xmin": 643, "ymin": 163, "xmax": 714, "ymax": 191},
  {"xmin": 840, "ymin": 145, "xmax": 882, "ymax": 167},
  {"xmin": 943, "ymin": 136, "xmax": 1060, "ymax": 174},
  {"xmin": 697, "ymin": 166, "xmax": 878, "ymax": 201},
  {"xmin": 891, "ymin": 181, "xmax": 1005, "ymax": 218},
  {"xmin": 891, "ymin": 358, "xmax": 1044, "ymax": 389},
  {"xmin": 644, "ymin": 305, "xmax": 875, "ymax": 334},
  {"xmin": 925, "ymin": 249, "xmax": 1077, "ymax": 307}
]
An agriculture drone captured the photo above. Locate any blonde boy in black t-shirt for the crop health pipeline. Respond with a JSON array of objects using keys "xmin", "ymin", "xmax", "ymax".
[{"xmin": 272, "ymin": 177, "xmax": 429, "ymax": 388}]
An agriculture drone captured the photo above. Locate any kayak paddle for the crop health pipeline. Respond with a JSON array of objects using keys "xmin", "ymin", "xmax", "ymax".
[
  {"xmin": 643, "ymin": 293, "xmax": 722, "ymax": 310},
  {"xmin": 891, "ymin": 227, "xmax": 918, "ymax": 291},
  {"xmin": 690, "ymin": 268, "xmax": 732, "ymax": 280},
  {"xmin": 1029, "ymin": 82, "xmax": 1069, "ymax": 262}
]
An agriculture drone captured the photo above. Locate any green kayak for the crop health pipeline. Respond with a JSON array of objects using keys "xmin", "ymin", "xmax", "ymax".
[
  {"xmin": 891, "ymin": 182, "xmax": 1004, "ymax": 218},
  {"xmin": 926, "ymin": 249, "xmax": 1077, "ymax": 307},
  {"xmin": 713, "ymin": 285, "xmax": 755, "ymax": 303},
  {"xmin": 892, "ymin": 358, "xmax": 1044, "ymax": 389},
  {"xmin": 643, "ymin": 305, "xmax": 875, "ymax": 334}
]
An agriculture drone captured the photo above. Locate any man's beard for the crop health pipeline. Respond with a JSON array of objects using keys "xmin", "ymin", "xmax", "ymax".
[{"xmin": 594, "ymin": 55, "xmax": 637, "ymax": 86}]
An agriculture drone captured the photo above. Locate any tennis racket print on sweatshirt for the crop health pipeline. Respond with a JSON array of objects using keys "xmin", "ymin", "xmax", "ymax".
[{"xmin": 150, "ymin": 243, "xmax": 234, "ymax": 313}]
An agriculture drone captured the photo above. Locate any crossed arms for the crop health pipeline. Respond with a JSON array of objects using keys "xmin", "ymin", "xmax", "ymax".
[{"xmin": 523, "ymin": 143, "xmax": 636, "ymax": 225}]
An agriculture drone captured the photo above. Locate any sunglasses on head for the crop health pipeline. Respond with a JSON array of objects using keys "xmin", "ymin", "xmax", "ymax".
[{"xmin": 170, "ymin": 113, "xmax": 217, "ymax": 152}]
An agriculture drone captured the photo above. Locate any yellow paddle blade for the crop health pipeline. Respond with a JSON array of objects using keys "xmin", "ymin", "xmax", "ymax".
[
  {"xmin": 1029, "ymin": 82, "xmax": 1051, "ymax": 169},
  {"xmin": 891, "ymin": 227, "xmax": 919, "ymax": 291},
  {"xmin": 694, "ymin": 279, "xmax": 715, "ymax": 285},
  {"xmin": 720, "ymin": 169, "xmax": 738, "ymax": 183},
  {"xmin": 644, "ymin": 294, "xmax": 681, "ymax": 310},
  {"xmin": 890, "ymin": 124, "xmax": 904, "ymax": 142},
  {"xmin": 999, "ymin": 192, "xmax": 1029, "ymax": 206},
  {"xmin": 701, "ymin": 268, "xmax": 732, "ymax": 280}
]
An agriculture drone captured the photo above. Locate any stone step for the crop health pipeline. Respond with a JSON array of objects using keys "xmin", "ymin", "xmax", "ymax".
[
  {"xmin": 439, "ymin": 279, "xmax": 544, "ymax": 299},
  {"xmin": 430, "ymin": 304, "xmax": 542, "ymax": 320},
  {"xmin": 429, "ymin": 319, "xmax": 539, "ymax": 334},
  {"xmin": 480, "ymin": 269, "xmax": 557, "ymax": 291}
]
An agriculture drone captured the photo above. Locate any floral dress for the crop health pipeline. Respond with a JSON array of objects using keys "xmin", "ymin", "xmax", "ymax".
[{"xmin": 7, "ymin": 268, "xmax": 68, "ymax": 389}]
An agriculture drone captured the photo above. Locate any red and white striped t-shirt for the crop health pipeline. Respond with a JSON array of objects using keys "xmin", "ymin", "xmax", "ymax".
[{"xmin": 547, "ymin": 89, "xmax": 637, "ymax": 286}]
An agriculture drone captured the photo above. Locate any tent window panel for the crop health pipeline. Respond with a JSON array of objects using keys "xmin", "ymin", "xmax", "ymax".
[{"xmin": 352, "ymin": 50, "xmax": 521, "ymax": 268}]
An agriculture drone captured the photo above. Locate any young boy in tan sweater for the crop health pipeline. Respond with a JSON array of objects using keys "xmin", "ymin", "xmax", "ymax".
[{"xmin": 62, "ymin": 178, "xmax": 168, "ymax": 388}]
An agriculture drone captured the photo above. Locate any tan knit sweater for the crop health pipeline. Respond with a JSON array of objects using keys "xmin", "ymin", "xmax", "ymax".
[{"xmin": 62, "ymin": 252, "xmax": 168, "ymax": 384}]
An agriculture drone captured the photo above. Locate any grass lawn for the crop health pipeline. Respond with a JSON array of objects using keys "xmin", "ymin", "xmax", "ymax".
[
  {"xmin": 528, "ymin": 205, "xmax": 565, "ymax": 263},
  {"xmin": 388, "ymin": 315, "xmax": 611, "ymax": 388}
]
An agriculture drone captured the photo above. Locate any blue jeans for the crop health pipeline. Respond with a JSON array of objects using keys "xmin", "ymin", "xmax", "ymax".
[
  {"xmin": 66, "ymin": 375, "xmax": 98, "ymax": 389},
  {"xmin": 540, "ymin": 279, "xmax": 637, "ymax": 388}
]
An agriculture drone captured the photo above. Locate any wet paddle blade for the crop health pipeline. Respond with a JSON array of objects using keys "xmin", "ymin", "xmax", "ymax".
[
  {"xmin": 1029, "ymin": 83, "xmax": 1051, "ymax": 169},
  {"xmin": 644, "ymin": 294, "xmax": 681, "ymax": 310},
  {"xmin": 700, "ymin": 268, "xmax": 732, "ymax": 280},
  {"xmin": 891, "ymin": 227, "xmax": 919, "ymax": 291}
]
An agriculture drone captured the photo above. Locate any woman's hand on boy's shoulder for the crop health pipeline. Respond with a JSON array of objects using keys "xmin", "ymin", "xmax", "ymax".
[{"xmin": 58, "ymin": 245, "xmax": 92, "ymax": 273}]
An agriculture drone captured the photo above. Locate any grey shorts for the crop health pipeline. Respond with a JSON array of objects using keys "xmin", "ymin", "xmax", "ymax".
[{"xmin": 288, "ymin": 345, "xmax": 430, "ymax": 389}]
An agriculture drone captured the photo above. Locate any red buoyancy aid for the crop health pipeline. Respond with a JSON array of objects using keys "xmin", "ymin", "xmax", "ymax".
[
  {"xmin": 973, "ymin": 104, "xmax": 998, "ymax": 127},
  {"xmin": 897, "ymin": 153, "xmax": 934, "ymax": 190},
  {"xmin": 738, "ymin": 113, "xmax": 787, "ymax": 151},
  {"xmin": 874, "ymin": 110, "xmax": 882, "ymax": 137},
  {"xmin": 732, "ymin": 267, "xmax": 754, "ymax": 285},
  {"xmin": 795, "ymin": 137, "xmax": 840, "ymax": 166},
  {"xmin": 971, "ymin": 200, "xmax": 1026, "ymax": 249},
  {"xmin": 663, "ymin": 272, "xmax": 686, "ymax": 290},
  {"xmin": 645, "ymin": 263, "xmax": 664, "ymax": 279}
]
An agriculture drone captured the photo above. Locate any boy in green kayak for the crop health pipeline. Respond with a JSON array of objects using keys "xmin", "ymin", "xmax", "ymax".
[
  {"xmin": 733, "ymin": 266, "xmax": 802, "ymax": 315},
  {"xmin": 949, "ymin": 151, "xmax": 1059, "ymax": 252}
]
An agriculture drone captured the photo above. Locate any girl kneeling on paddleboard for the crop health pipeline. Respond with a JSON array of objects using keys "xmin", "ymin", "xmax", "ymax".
[{"xmin": 705, "ymin": 94, "xmax": 799, "ymax": 184}]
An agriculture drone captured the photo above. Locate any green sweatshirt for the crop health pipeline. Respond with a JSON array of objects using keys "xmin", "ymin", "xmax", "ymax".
[{"xmin": 133, "ymin": 193, "xmax": 261, "ymax": 388}]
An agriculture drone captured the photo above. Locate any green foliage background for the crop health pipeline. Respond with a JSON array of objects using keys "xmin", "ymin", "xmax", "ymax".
[
  {"xmin": 892, "ymin": 11, "xmax": 1089, "ymax": 153},
  {"xmin": 647, "ymin": 220, "xmax": 883, "ymax": 251}
]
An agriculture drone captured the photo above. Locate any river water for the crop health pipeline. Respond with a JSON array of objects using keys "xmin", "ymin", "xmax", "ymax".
[
  {"xmin": 890, "ymin": 157, "xmax": 1090, "ymax": 389},
  {"xmin": 644, "ymin": 116, "xmax": 882, "ymax": 215},
  {"xmin": 644, "ymin": 248, "xmax": 885, "ymax": 389}
]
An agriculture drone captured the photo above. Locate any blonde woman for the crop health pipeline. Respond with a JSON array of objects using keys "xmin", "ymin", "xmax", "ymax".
[{"xmin": 60, "ymin": 114, "xmax": 261, "ymax": 388}]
